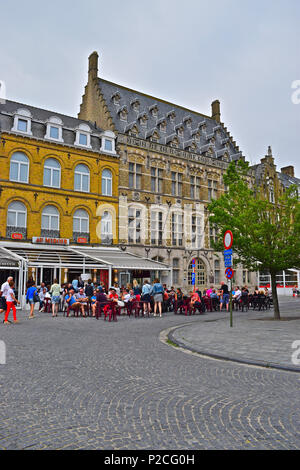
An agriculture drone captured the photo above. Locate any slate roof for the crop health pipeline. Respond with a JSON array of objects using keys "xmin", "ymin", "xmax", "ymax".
[
  {"xmin": 98, "ymin": 79, "xmax": 243, "ymax": 162},
  {"xmin": 0, "ymin": 99, "xmax": 107, "ymax": 153}
]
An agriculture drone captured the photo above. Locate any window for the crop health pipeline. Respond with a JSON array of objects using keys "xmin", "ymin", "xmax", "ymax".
[
  {"xmin": 74, "ymin": 164, "xmax": 90, "ymax": 192},
  {"xmin": 79, "ymin": 133, "xmax": 87, "ymax": 146},
  {"xmin": 101, "ymin": 211, "xmax": 113, "ymax": 242},
  {"xmin": 171, "ymin": 172, "xmax": 182, "ymax": 196},
  {"xmin": 102, "ymin": 169, "xmax": 112, "ymax": 196},
  {"xmin": 12, "ymin": 108, "xmax": 32, "ymax": 136},
  {"xmin": 100, "ymin": 130, "xmax": 116, "ymax": 154},
  {"xmin": 10, "ymin": 152, "xmax": 29, "ymax": 183},
  {"xmin": 17, "ymin": 119, "xmax": 27, "ymax": 132},
  {"xmin": 45, "ymin": 116, "xmax": 64, "ymax": 142},
  {"xmin": 191, "ymin": 215, "xmax": 202, "ymax": 248},
  {"xmin": 171, "ymin": 213, "xmax": 183, "ymax": 246},
  {"xmin": 190, "ymin": 175, "xmax": 201, "ymax": 199},
  {"xmin": 173, "ymin": 258, "xmax": 180, "ymax": 285},
  {"xmin": 75, "ymin": 123, "xmax": 92, "ymax": 148},
  {"xmin": 128, "ymin": 207, "xmax": 142, "ymax": 243},
  {"xmin": 214, "ymin": 260, "xmax": 220, "ymax": 285},
  {"xmin": 208, "ymin": 179, "xmax": 218, "ymax": 201},
  {"xmin": 73, "ymin": 209, "xmax": 89, "ymax": 233},
  {"xmin": 151, "ymin": 167, "xmax": 163, "ymax": 193},
  {"xmin": 7, "ymin": 201, "xmax": 27, "ymax": 228},
  {"xmin": 151, "ymin": 211, "xmax": 163, "ymax": 245},
  {"xmin": 129, "ymin": 162, "xmax": 142, "ymax": 189},
  {"xmin": 188, "ymin": 259, "xmax": 206, "ymax": 287},
  {"xmin": 210, "ymin": 224, "xmax": 218, "ymax": 248},
  {"xmin": 43, "ymin": 158, "xmax": 61, "ymax": 188},
  {"xmin": 41, "ymin": 205, "xmax": 59, "ymax": 231}
]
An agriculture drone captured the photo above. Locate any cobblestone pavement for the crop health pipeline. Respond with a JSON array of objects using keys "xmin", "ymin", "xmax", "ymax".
[
  {"xmin": 0, "ymin": 300, "xmax": 299, "ymax": 450},
  {"xmin": 171, "ymin": 298, "xmax": 300, "ymax": 371}
]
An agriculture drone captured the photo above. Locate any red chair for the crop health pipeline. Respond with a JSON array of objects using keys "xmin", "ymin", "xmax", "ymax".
[
  {"xmin": 181, "ymin": 298, "xmax": 191, "ymax": 316},
  {"xmin": 44, "ymin": 298, "xmax": 51, "ymax": 313},
  {"xmin": 131, "ymin": 300, "xmax": 143, "ymax": 318},
  {"xmin": 103, "ymin": 301, "xmax": 118, "ymax": 322},
  {"xmin": 66, "ymin": 304, "xmax": 80, "ymax": 317}
]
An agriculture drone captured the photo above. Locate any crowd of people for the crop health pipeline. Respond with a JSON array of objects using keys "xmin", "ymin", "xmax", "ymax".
[{"xmin": 0, "ymin": 275, "xmax": 273, "ymax": 324}]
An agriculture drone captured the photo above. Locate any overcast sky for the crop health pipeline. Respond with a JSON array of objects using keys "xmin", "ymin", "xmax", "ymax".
[{"xmin": 1, "ymin": 0, "xmax": 299, "ymax": 175}]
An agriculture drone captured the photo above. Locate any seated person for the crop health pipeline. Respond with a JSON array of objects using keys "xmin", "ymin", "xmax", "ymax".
[
  {"xmin": 103, "ymin": 287, "xmax": 119, "ymax": 317},
  {"xmin": 75, "ymin": 288, "xmax": 89, "ymax": 316},
  {"xmin": 65, "ymin": 289, "xmax": 85, "ymax": 316},
  {"xmin": 190, "ymin": 291, "xmax": 201, "ymax": 310},
  {"xmin": 90, "ymin": 290, "xmax": 97, "ymax": 317},
  {"xmin": 38, "ymin": 287, "xmax": 48, "ymax": 312}
]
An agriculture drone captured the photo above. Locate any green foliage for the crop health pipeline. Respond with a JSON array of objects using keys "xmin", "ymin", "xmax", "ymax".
[{"xmin": 208, "ymin": 161, "xmax": 300, "ymax": 274}]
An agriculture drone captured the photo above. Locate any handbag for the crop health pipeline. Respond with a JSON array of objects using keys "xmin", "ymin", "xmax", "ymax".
[{"xmin": 33, "ymin": 291, "xmax": 40, "ymax": 303}]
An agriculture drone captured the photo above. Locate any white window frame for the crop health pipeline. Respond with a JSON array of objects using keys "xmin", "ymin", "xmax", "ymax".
[
  {"xmin": 128, "ymin": 207, "xmax": 142, "ymax": 244},
  {"xmin": 43, "ymin": 158, "xmax": 61, "ymax": 188},
  {"xmin": 44, "ymin": 116, "xmax": 64, "ymax": 142},
  {"xmin": 102, "ymin": 169, "xmax": 113, "ymax": 196},
  {"xmin": 11, "ymin": 108, "xmax": 33, "ymax": 136},
  {"xmin": 74, "ymin": 123, "xmax": 92, "ymax": 148},
  {"xmin": 101, "ymin": 211, "xmax": 113, "ymax": 239},
  {"xmin": 10, "ymin": 152, "xmax": 29, "ymax": 183},
  {"xmin": 191, "ymin": 214, "xmax": 202, "ymax": 249},
  {"xmin": 73, "ymin": 209, "xmax": 89, "ymax": 233},
  {"xmin": 7, "ymin": 201, "xmax": 27, "ymax": 228},
  {"xmin": 74, "ymin": 164, "xmax": 90, "ymax": 192},
  {"xmin": 171, "ymin": 212, "xmax": 183, "ymax": 247},
  {"xmin": 41, "ymin": 206, "xmax": 60, "ymax": 231},
  {"xmin": 151, "ymin": 210, "xmax": 163, "ymax": 246},
  {"xmin": 100, "ymin": 130, "xmax": 116, "ymax": 154}
]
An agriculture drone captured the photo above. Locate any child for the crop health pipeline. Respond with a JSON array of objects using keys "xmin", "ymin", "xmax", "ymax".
[{"xmin": 4, "ymin": 280, "xmax": 20, "ymax": 324}]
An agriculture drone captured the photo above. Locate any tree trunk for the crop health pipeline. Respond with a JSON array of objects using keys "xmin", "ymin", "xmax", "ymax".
[{"xmin": 270, "ymin": 271, "xmax": 281, "ymax": 320}]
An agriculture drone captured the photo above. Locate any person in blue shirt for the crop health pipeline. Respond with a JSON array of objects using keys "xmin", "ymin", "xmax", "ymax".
[
  {"xmin": 72, "ymin": 277, "xmax": 79, "ymax": 292},
  {"xmin": 90, "ymin": 290, "xmax": 97, "ymax": 317},
  {"xmin": 65, "ymin": 289, "xmax": 82, "ymax": 316},
  {"xmin": 142, "ymin": 280, "xmax": 153, "ymax": 316},
  {"xmin": 26, "ymin": 282, "xmax": 38, "ymax": 319},
  {"xmin": 152, "ymin": 279, "xmax": 164, "ymax": 317}
]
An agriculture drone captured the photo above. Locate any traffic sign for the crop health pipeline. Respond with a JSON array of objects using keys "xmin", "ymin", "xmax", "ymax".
[
  {"xmin": 223, "ymin": 249, "xmax": 233, "ymax": 256},
  {"xmin": 223, "ymin": 230, "xmax": 233, "ymax": 250},
  {"xmin": 224, "ymin": 258, "xmax": 233, "ymax": 268},
  {"xmin": 191, "ymin": 272, "xmax": 196, "ymax": 285},
  {"xmin": 225, "ymin": 267, "xmax": 234, "ymax": 279}
]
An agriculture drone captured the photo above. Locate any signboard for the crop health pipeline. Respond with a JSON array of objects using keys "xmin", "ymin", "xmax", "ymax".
[
  {"xmin": 11, "ymin": 233, "xmax": 23, "ymax": 240},
  {"xmin": 225, "ymin": 267, "xmax": 234, "ymax": 279},
  {"xmin": 32, "ymin": 237, "xmax": 69, "ymax": 246},
  {"xmin": 191, "ymin": 272, "xmax": 196, "ymax": 285},
  {"xmin": 191, "ymin": 258, "xmax": 196, "ymax": 287},
  {"xmin": 223, "ymin": 230, "xmax": 233, "ymax": 250},
  {"xmin": 77, "ymin": 237, "xmax": 88, "ymax": 244}
]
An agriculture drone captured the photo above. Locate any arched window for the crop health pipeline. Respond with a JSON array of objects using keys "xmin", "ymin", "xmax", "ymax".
[
  {"xmin": 73, "ymin": 209, "xmax": 89, "ymax": 233},
  {"xmin": 43, "ymin": 158, "xmax": 61, "ymax": 188},
  {"xmin": 10, "ymin": 152, "xmax": 29, "ymax": 183},
  {"xmin": 74, "ymin": 164, "xmax": 90, "ymax": 192},
  {"xmin": 41, "ymin": 205, "xmax": 59, "ymax": 231},
  {"xmin": 101, "ymin": 211, "xmax": 113, "ymax": 243},
  {"xmin": 188, "ymin": 258, "xmax": 207, "ymax": 287},
  {"xmin": 102, "ymin": 169, "xmax": 112, "ymax": 196},
  {"xmin": 7, "ymin": 201, "xmax": 27, "ymax": 227}
]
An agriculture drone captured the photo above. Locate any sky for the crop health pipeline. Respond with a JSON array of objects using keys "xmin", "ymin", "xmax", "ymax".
[{"xmin": 0, "ymin": 0, "xmax": 299, "ymax": 175}]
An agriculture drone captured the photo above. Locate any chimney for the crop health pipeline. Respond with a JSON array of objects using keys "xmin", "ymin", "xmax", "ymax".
[
  {"xmin": 88, "ymin": 51, "xmax": 98, "ymax": 81},
  {"xmin": 211, "ymin": 100, "xmax": 221, "ymax": 123},
  {"xmin": 281, "ymin": 166, "xmax": 295, "ymax": 178}
]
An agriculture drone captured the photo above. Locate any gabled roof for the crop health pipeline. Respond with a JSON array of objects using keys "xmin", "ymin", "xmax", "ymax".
[{"xmin": 97, "ymin": 78, "xmax": 242, "ymax": 161}]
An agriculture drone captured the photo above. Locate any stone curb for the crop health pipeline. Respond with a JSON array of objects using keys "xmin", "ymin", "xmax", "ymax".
[{"xmin": 167, "ymin": 323, "xmax": 300, "ymax": 374}]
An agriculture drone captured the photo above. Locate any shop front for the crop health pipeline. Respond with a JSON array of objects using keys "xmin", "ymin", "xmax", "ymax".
[{"xmin": 0, "ymin": 247, "xmax": 23, "ymax": 307}]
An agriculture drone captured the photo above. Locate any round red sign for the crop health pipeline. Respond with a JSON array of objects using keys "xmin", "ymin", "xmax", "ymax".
[{"xmin": 223, "ymin": 230, "xmax": 233, "ymax": 250}]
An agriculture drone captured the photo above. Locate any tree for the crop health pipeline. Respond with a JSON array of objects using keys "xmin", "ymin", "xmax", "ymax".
[{"xmin": 208, "ymin": 160, "xmax": 300, "ymax": 319}]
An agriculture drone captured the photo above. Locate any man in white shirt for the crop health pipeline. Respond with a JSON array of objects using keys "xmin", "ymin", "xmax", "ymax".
[{"xmin": 1, "ymin": 277, "xmax": 13, "ymax": 299}]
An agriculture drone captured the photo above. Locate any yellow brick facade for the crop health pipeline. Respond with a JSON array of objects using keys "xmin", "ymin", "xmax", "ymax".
[{"xmin": 0, "ymin": 133, "xmax": 119, "ymax": 244}]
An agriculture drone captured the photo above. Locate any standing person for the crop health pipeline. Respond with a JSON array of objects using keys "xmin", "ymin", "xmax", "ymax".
[
  {"xmin": 132, "ymin": 279, "xmax": 141, "ymax": 296},
  {"xmin": 3, "ymin": 280, "xmax": 20, "ymax": 324},
  {"xmin": 219, "ymin": 281, "xmax": 230, "ymax": 312},
  {"xmin": 26, "ymin": 282, "xmax": 38, "ymax": 319},
  {"xmin": 72, "ymin": 277, "xmax": 79, "ymax": 292},
  {"xmin": 38, "ymin": 287, "xmax": 47, "ymax": 312},
  {"xmin": 1, "ymin": 276, "xmax": 13, "ymax": 315},
  {"xmin": 152, "ymin": 279, "xmax": 164, "ymax": 317},
  {"xmin": 142, "ymin": 279, "xmax": 152, "ymax": 316},
  {"xmin": 50, "ymin": 278, "xmax": 61, "ymax": 317}
]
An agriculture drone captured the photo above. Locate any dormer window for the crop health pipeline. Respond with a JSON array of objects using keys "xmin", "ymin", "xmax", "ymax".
[
  {"xmin": 138, "ymin": 113, "xmax": 148, "ymax": 127},
  {"xmin": 118, "ymin": 106, "xmax": 128, "ymax": 122},
  {"xmin": 45, "ymin": 116, "xmax": 64, "ymax": 142},
  {"xmin": 111, "ymin": 92, "xmax": 121, "ymax": 105},
  {"xmin": 158, "ymin": 119, "xmax": 167, "ymax": 133},
  {"xmin": 175, "ymin": 125, "xmax": 184, "ymax": 138},
  {"xmin": 100, "ymin": 130, "xmax": 116, "ymax": 154},
  {"xmin": 193, "ymin": 131, "xmax": 201, "ymax": 142},
  {"xmin": 167, "ymin": 110, "xmax": 176, "ymax": 122},
  {"xmin": 183, "ymin": 116, "xmax": 192, "ymax": 128},
  {"xmin": 75, "ymin": 123, "xmax": 92, "ymax": 148},
  {"xmin": 12, "ymin": 108, "xmax": 33, "ymax": 136},
  {"xmin": 131, "ymin": 99, "xmax": 140, "ymax": 112},
  {"xmin": 149, "ymin": 105, "xmax": 158, "ymax": 118}
]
